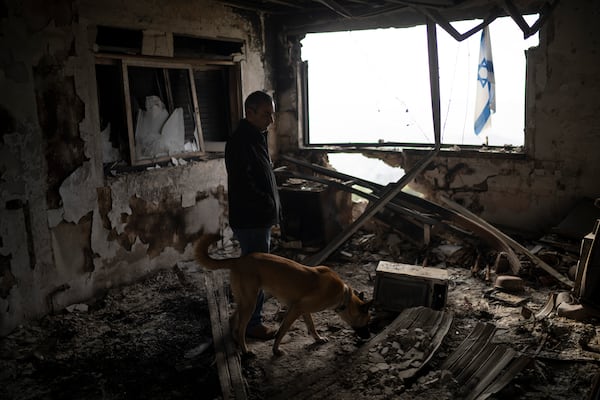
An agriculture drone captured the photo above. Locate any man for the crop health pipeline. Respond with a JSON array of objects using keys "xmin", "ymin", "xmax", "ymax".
[{"xmin": 224, "ymin": 90, "xmax": 281, "ymax": 340}]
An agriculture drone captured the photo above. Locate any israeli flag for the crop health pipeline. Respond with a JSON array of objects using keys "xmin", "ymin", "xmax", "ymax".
[{"xmin": 474, "ymin": 26, "xmax": 495, "ymax": 136}]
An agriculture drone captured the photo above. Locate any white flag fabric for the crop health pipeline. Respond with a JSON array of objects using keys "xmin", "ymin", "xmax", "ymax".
[{"xmin": 474, "ymin": 26, "xmax": 495, "ymax": 135}]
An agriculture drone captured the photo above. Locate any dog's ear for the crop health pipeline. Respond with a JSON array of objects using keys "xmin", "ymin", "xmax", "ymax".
[
  {"xmin": 352, "ymin": 289, "xmax": 366, "ymax": 301},
  {"xmin": 360, "ymin": 299, "xmax": 374, "ymax": 313}
]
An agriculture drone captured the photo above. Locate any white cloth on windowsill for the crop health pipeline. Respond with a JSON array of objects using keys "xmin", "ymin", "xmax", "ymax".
[{"xmin": 134, "ymin": 95, "xmax": 185, "ymax": 159}]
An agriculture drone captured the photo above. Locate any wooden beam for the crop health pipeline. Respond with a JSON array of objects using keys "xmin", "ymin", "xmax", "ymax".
[{"xmin": 204, "ymin": 269, "xmax": 248, "ymax": 400}]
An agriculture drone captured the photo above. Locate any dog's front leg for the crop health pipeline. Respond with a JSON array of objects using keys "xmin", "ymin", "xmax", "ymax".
[{"xmin": 303, "ymin": 313, "xmax": 328, "ymax": 344}]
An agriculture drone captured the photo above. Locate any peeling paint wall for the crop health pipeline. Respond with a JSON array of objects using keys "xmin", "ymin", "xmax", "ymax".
[
  {"xmin": 0, "ymin": 0, "xmax": 273, "ymax": 335},
  {"xmin": 276, "ymin": 0, "xmax": 600, "ymax": 233},
  {"xmin": 404, "ymin": 154, "xmax": 573, "ymax": 230}
]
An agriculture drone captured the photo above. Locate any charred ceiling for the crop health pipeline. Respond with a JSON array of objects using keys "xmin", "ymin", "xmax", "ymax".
[{"xmin": 221, "ymin": 0, "xmax": 555, "ymax": 35}]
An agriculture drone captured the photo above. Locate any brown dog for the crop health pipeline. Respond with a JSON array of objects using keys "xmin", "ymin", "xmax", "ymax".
[{"xmin": 195, "ymin": 234, "xmax": 372, "ymax": 356}]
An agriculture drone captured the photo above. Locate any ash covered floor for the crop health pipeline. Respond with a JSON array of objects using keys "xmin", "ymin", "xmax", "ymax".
[
  {"xmin": 1, "ymin": 268, "xmax": 221, "ymax": 399},
  {"xmin": 1, "ymin": 227, "xmax": 599, "ymax": 399}
]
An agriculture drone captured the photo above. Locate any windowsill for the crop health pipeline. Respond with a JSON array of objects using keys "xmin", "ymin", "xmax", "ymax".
[
  {"xmin": 403, "ymin": 145, "xmax": 528, "ymax": 160},
  {"xmin": 204, "ymin": 141, "xmax": 226, "ymax": 152},
  {"xmin": 103, "ymin": 152, "xmax": 224, "ymax": 178},
  {"xmin": 300, "ymin": 143, "xmax": 529, "ymax": 160}
]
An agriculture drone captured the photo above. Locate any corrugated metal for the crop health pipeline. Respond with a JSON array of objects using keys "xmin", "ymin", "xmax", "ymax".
[{"xmin": 442, "ymin": 322, "xmax": 532, "ymax": 400}]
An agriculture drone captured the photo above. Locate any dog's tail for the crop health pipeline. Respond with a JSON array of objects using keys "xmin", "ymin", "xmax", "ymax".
[{"xmin": 194, "ymin": 234, "xmax": 230, "ymax": 271}]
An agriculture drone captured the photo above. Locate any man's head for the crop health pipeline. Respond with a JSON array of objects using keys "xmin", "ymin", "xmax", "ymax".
[{"xmin": 245, "ymin": 91, "xmax": 275, "ymax": 132}]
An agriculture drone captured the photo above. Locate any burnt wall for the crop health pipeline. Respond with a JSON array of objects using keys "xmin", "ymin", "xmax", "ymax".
[
  {"xmin": 34, "ymin": 55, "xmax": 87, "ymax": 209},
  {"xmin": 0, "ymin": 0, "xmax": 274, "ymax": 335}
]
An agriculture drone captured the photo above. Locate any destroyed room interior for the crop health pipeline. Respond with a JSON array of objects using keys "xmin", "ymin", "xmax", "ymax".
[{"xmin": 1, "ymin": 0, "xmax": 600, "ymax": 399}]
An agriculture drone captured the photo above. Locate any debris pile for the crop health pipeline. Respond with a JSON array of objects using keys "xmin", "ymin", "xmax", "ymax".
[{"xmin": 367, "ymin": 327, "xmax": 433, "ymax": 379}]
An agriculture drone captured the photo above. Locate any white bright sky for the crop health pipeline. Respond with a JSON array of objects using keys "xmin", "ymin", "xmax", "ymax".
[{"xmin": 301, "ymin": 16, "xmax": 539, "ymax": 148}]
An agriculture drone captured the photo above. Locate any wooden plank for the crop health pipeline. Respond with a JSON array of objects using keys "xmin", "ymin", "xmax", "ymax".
[
  {"xmin": 204, "ymin": 269, "xmax": 247, "ymax": 400},
  {"xmin": 215, "ymin": 273, "xmax": 246, "ymax": 399}
]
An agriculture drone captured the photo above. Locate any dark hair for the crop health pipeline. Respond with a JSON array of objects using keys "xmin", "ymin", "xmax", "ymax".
[{"xmin": 244, "ymin": 91, "xmax": 273, "ymax": 112}]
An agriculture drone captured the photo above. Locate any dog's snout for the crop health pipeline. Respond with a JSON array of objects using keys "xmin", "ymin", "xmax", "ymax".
[{"xmin": 354, "ymin": 326, "xmax": 370, "ymax": 339}]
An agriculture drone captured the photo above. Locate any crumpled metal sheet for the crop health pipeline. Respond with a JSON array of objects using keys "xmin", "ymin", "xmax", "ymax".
[
  {"xmin": 282, "ymin": 306, "xmax": 453, "ymax": 400},
  {"xmin": 442, "ymin": 322, "xmax": 531, "ymax": 400}
]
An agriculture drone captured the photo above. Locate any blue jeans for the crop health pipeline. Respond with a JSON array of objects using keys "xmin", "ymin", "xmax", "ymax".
[{"xmin": 232, "ymin": 227, "xmax": 271, "ymax": 328}]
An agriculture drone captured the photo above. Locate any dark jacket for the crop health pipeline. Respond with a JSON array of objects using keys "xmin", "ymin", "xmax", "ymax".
[{"xmin": 225, "ymin": 119, "xmax": 281, "ymax": 229}]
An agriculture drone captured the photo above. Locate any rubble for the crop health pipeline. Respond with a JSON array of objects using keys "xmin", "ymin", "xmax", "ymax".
[
  {"xmin": 237, "ymin": 222, "xmax": 599, "ymax": 399},
  {"xmin": 1, "ymin": 206, "xmax": 599, "ymax": 399}
]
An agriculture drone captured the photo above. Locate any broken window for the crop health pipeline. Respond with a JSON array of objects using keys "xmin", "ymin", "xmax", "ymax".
[
  {"xmin": 193, "ymin": 65, "xmax": 242, "ymax": 152},
  {"xmin": 94, "ymin": 28, "xmax": 242, "ymax": 168},
  {"xmin": 300, "ymin": 16, "xmax": 538, "ymax": 149},
  {"xmin": 123, "ymin": 60, "xmax": 203, "ymax": 164}
]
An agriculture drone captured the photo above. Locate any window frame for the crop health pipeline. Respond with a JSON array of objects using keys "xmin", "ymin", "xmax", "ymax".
[
  {"xmin": 121, "ymin": 57, "xmax": 204, "ymax": 166},
  {"xmin": 95, "ymin": 53, "xmax": 242, "ymax": 167},
  {"xmin": 297, "ymin": 18, "xmax": 538, "ymax": 153},
  {"xmin": 192, "ymin": 62, "xmax": 243, "ymax": 152}
]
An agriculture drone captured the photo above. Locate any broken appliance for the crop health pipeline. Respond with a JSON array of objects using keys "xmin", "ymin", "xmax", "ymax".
[{"xmin": 374, "ymin": 261, "xmax": 449, "ymax": 311}]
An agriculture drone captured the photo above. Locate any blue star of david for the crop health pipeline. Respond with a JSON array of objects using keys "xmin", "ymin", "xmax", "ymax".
[{"xmin": 477, "ymin": 58, "xmax": 493, "ymax": 88}]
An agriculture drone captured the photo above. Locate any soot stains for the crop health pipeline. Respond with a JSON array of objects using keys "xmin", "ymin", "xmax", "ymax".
[{"xmin": 33, "ymin": 55, "xmax": 86, "ymax": 210}]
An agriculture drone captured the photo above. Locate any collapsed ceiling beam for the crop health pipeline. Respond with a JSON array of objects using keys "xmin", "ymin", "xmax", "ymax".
[
  {"xmin": 417, "ymin": 6, "xmax": 500, "ymax": 41},
  {"xmin": 281, "ymin": 154, "xmax": 524, "ymax": 275},
  {"xmin": 282, "ymin": 152, "xmax": 574, "ymax": 286},
  {"xmin": 501, "ymin": 0, "xmax": 559, "ymax": 39}
]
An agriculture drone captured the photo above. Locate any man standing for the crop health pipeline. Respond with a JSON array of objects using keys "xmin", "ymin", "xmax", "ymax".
[{"xmin": 225, "ymin": 90, "xmax": 281, "ymax": 340}]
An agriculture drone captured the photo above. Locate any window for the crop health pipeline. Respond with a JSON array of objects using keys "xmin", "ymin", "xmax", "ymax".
[
  {"xmin": 94, "ymin": 27, "xmax": 242, "ymax": 168},
  {"xmin": 193, "ymin": 65, "xmax": 242, "ymax": 152},
  {"xmin": 122, "ymin": 60, "xmax": 203, "ymax": 164},
  {"xmin": 300, "ymin": 16, "xmax": 539, "ymax": 148}
]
